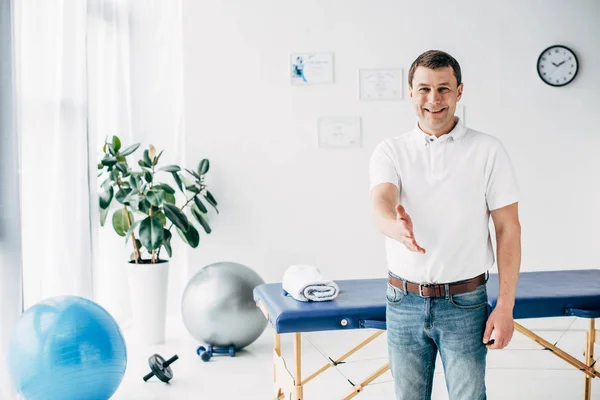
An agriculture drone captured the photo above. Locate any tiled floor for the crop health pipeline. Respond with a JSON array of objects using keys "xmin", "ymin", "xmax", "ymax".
[{"xmin": 114, "ymin": 317, "xmax": 599, "ymax": 399}]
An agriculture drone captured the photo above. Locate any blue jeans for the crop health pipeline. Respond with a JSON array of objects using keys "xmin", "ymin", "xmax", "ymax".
[{"xmin": 386, "ymin": 273, "xmax": 488, "ymax": 400}]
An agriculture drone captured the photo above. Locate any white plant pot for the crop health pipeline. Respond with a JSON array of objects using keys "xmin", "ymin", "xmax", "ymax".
[{"xmin": 127, "ymin": 260, "xmax": 169, "ymax": 345}]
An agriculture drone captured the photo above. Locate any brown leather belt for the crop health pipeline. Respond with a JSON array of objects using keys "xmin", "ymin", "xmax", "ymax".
[{"xmin": 388, "ymin": 273, "xmax": 486, "ymax": 298}]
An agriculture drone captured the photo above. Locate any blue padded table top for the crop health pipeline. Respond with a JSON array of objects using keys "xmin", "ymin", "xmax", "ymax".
[
  {"xmin": 487, "ymin": 269, "xmax": 600, "ymax": 319},
  {"xmin": 254, "ymin": 278, "xmax": 387, "ymax": 334},
  {"xmin": 254, "ymin": 269, "xmax": 600, "ymax": 334}
]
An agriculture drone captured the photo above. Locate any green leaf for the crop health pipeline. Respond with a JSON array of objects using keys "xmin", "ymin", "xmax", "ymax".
[
  {"xmin": 143, "ymin": 149, "xmax": 152, "ymax": 166},
  {"xmin": 101, "ymin": 178, "xmax": 112, "ymax": 191},
  {"xmin": 155, "ymin": 149, "xmax": 164, "ymax": 165},
  {"xmin": 144, "ymin": 171, "xmax": 152, "ymax": 183},
  {"xmin": 154, "ymin": 184, "xmax": 175, "ymax": 194},
  {"xmin": 185, "ymin": 185, "xmax": 200, "ymax": 194},
  {"xmin": 185, "ymin": 168, "xmax": 201, "ymax": 180},
  {"xmin": 108, "ymin": 144, "xmax": 116, "ymax": 156},
  {"xmin": 162, "ymin": 229, "xmax": 172, "ymax": 258},
  {"xmin": 163, "ymin": 203, "xmax": 190, "ymax": 232},
  {"xmin": 116, "ymin": 162, "xmax": 128, "ymax": 174},
  {"xmin": 198, "ymin": 159, "xmax": 210, "ymax": 175},
  {"xmin": 193, "ymin": 196, "xmax": 207, "ymax": 213},
  {"xmin": 101, "ymin": 157, "xmax": 117, "ymax": 167},
  {"xmin": 172, "ymin": 172, "xmax": 183, "ymax": 192},
  {"xmin": 204, "ymin": 191, "xmax": 219, "ymax": 214},
  {"xmin": 120, "ymin": 143, "xmax": 140, "ymax": 156},
  {"xmin": 97, "ymin": 163, "xmax": 104, "ymax": 169},
  {"xmin": 205, "ymin": 191, "xmax": 218, "ymax": 206},
  {"xmin": 129, "ymin": 175, "xmax": 139, "ymax": 190},
  {"xmin": 139, "ymin": 216, "xmax": 164, "ymax": 251},
  {"xmin": 122, "ymin": 189, "xmax": 136, "ymax": 204},
  {"xmin": 111, "ymin": 136, "xmax": 121, "ymax": 153},
  {"xmin": 115, "ymin": 188, "xmax": 133, "ymax": 204},
  {"xmin": 99, "ymin": 186, "xmax": 114, "ymax": 209},
  {"xmin": 192, "ymin": 205, "xmax": 211, "ymax": 234},
  {"xmin": 163, "ymin": 192, "xmax": 176, "ymax": 205},
  {"xmin": 138, "ymin": 159, "xmax": 152, "ymax": 168},
  {"xmin": 176, "ymin": 227, "xmax": 188, "ymax": 245},
  {"xmin": 146, "ymin": 190, "xmax": 162, "ymax": 207},
  {"xmin": 155, "ymin": 211, "xmax": 167, "ymax": 227},
  {"xmin": 159, "ymin": 165, "xmax": 180, "ymax": 173},
  {"xmin": 135, "ymin": 239, "xmax": 143, "ymax": 253},
  {"xmin": 125, "ymin": 220, "xmax": 141, "ymax": 243},
  {"xmin": 184, "ymin": 225, "xmax": 200, "ymax": 248},
  {"xmin": 138, "ymin": 199, "xmax": 151, "ymax": 214},
  {"xmin": 100, "ymin": 207, "xmax": 109, "ymax": 226},
  {"xmin": 112, "ymin": 208, "xmax": 132, "ymax": 237},
  {"xmin": 128, "ymin": 197, "xmax": 139, "ymax": 212}
]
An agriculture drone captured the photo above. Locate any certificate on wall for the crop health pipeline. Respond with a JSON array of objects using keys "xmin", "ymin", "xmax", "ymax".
[
  {"xmin": 317, "ymin": 117, "xmax": 361, "ymax": 149},
  {"xmin": 359, "ymin": 68, "xmax": 403, "ymax": 100},
  {"xmin": 290, "ymin": 53, "xmax": 334, "ymax": 85}
]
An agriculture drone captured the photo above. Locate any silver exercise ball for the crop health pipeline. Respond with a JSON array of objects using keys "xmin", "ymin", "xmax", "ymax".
[{"xmin": 181, "ymin": 261, "xmax": 267, "ymax": 349}]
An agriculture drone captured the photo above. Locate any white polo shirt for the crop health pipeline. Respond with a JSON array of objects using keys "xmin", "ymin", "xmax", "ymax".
[{"xmin": 370, "ymin": 118, "xmax": 519, "ymax": 284}]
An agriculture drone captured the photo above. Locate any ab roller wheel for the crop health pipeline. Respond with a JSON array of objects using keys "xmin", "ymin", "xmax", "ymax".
[{"xmin": 143, "ymin": 354, "xmax": 179, "ymax": 383}]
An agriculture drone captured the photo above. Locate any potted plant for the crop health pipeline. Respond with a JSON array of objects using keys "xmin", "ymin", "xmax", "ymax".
[{"xmin": 97, "ymin": 136, "xmax": 218, "ymax": 344}]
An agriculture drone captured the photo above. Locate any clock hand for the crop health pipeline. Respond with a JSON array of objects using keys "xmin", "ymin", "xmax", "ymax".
[
  {"xmin": 551, "ymin": 62, "xmax": 559, "ymax": 67},
  {"xmin": 557, "ymin": 60, "xmax": 566, "ymax": 67}
]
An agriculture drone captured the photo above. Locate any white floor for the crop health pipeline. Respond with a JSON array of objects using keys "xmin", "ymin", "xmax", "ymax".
[{"xmin": 113, "ymin": 317, "xmax": 599, "ymax": 399}]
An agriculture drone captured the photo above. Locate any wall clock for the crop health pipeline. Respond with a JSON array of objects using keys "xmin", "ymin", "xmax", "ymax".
[{"xmin": 537, "ymin": 45, "xmax": 579, "ymax": 87}]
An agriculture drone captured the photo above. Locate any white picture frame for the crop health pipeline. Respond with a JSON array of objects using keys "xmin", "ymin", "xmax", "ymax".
[
  {"xmin": 290, "ymin": 53, "xmax": 334, "ymax": 85},
  {"xmin": 317, "ymin": 117, "xmax": 362, "ymax": 149},
  {"xmin": 359, "ymin": 68, "xmax": 403, "ymax": 101}
]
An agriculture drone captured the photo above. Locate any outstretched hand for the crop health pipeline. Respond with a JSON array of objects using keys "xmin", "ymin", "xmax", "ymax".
[{"xmin": 394, "ymin": 205, "xmax": 426, "ymax": 254}]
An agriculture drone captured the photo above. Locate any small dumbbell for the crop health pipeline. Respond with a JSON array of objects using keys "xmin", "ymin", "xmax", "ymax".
[{"xmin": 143, "ymin": 354, "xmax": 179, "ymax": 383}]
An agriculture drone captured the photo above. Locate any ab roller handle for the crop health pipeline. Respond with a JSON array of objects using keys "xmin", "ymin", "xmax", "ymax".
[{"xmin": 143, "ymin": 354, "xmax": 179, "ymax": 383}]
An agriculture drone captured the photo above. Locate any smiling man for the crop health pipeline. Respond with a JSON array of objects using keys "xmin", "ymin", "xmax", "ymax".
[{"xmin": 369, "ymin": 50, "xmax": 522, "ymax": 400}]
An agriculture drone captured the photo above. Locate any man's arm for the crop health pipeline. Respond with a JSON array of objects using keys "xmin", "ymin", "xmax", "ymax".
[
  {"xmin": 491, "ymin": 202, "xmax": 521, "ymax": 309},
  {"xmin": 370, "ymin": 183, "xmax": 425, "ymax": 253},
  {"xmin": 484, "ymin": 202, "xmax": 521, "ymax": 349}
]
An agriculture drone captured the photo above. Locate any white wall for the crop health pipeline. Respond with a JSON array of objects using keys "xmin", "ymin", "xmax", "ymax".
[{"xmin": 182, "ymin": 0, "xmax": 600, "ymax": 284}]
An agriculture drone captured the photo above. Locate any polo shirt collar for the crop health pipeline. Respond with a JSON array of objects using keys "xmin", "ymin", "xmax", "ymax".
[{"xmin": 411, "ymin": 117, "xmax": 468, "ymax": 145}]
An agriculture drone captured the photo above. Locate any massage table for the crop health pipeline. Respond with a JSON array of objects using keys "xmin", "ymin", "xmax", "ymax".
[{"xmin": 253, "ymin": 269, "xmax": 600, "ymax": 400}]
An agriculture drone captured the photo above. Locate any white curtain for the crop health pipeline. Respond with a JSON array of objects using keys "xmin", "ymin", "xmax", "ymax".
[
  {"xmin": 16, "ymin": 0, "xmax": 186, "ymax": 326},
  {"xmin": 0, "ymin": 1, "xmax": 23, "ymax": 398},
  {"xmin": 17, "ymin": 0, "xmax": 93, "ymax": 310}
]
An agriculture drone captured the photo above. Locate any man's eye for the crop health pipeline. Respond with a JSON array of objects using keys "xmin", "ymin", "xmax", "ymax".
[
  {"xmin": 439, "ymin": 87, "xmax": 449, "ymax": 92},
  {"xmin": 419, "ymin": 88, "xmax": 429, "ymax": 92}
]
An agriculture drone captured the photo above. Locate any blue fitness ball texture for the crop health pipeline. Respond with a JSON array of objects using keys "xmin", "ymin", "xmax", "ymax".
[{"xmin": 7, "ymin": 296, "xmax": 127, "ymax": 400}]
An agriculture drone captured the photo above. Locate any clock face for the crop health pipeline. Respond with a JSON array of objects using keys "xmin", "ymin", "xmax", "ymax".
[{"xmin": 537, "ymin": 45, "xmax": 579, "ymax": 87}]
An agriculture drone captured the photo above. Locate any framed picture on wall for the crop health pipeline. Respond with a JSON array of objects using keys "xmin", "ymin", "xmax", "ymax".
[
  {"xmin": 359, "ymin": 68, "xmax": 403, "ymax": 101},
  {"xmin": 290, "ymin": 52, "xmax": 334, "ymax": 85},
  {"xmin": 317, "ymin": 117, "xmax": 361, "ymax": 149}
]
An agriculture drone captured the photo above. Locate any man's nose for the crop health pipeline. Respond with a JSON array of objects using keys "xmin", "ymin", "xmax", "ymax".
[{"xmin": 427, "ymin": 91, "xmax": 442, "ymax": 104}]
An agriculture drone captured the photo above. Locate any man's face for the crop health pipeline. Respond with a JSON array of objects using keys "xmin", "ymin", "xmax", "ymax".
[{"xmin": 409, "ymin": 66, "xmax": 463, "ymax": 136}]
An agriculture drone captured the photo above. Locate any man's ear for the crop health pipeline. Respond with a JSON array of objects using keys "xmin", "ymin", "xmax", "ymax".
[
  {"xmin": 456, "ymin": 83, "xmax": 464, "ymax": 101},
  {"xmin": 408, "ymin": 86, "xmax": 413, "ymax": 99}
]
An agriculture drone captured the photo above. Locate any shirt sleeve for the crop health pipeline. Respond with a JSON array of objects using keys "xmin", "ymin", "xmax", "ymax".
[
  {"xmin": 485, "ymin": 141, "xmax": 520, "ymax": 211},
  {"xmin": 369, "ymin": 141, "xmax": 401, "ymax": 192}
]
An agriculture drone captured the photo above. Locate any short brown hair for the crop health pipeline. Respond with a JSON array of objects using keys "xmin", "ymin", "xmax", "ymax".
[{"xmin": 408, "ymin": 50, "xmax": 462, "ymax": 88}]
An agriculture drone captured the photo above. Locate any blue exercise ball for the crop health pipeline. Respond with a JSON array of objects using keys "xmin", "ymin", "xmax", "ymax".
[{"xmin": 7, "ymin": 296, "xmax": 127, "ymax": 400}]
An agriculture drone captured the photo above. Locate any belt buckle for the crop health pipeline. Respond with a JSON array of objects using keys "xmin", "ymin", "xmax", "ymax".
[{"xmin": 418, "ymin": 283, "xmax": 430, "ymax": 297}]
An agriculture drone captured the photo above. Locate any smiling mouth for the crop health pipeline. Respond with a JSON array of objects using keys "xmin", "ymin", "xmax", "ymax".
[{"xmin": 424, "ymin": 107, "xmax": 446, "ymax": 113}]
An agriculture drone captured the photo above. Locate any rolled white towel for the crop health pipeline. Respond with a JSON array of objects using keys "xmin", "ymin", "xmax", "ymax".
[{"xmin": 282, "ymin": 264, "xmax": 340, "ymax": 302}]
